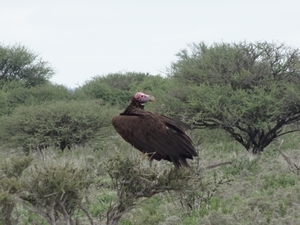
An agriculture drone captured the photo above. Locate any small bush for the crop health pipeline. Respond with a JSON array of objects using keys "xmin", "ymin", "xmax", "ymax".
[
  {"xmin": 0, "ymin": 153, "xmax": 33, "ymax": 225},
  {"xmin": 105, "ymin": 151, "xmax": 207, "ymax": 225},
  {"xmin": 21, "ymin": 150, "xmax": 93, "ymax": 225}
]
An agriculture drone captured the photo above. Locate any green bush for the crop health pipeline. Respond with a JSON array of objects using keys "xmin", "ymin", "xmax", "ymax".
[
  {"xmin": 75, "ymin": 72, "xmax": 148, "ymax": 106},
  {"xmin": 0, "ymin": 100, "xmax": 117, "ymax": 151},
  {"xmin": 2, "ymin": 84, "xmax": 72, "ymax": 115},
  {"xmin": 75, "ymin": 72, "xmax": 169, "ymax": 109}
]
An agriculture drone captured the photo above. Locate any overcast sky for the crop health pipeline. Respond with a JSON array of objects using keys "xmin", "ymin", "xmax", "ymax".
[{"xmin": 1, "ymin": 0, "xmax": 300, "ymax": 88}]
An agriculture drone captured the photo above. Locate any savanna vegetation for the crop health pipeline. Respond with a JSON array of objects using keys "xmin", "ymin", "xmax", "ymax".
[{"xmin": 1, "ymin": 41, "xmax": 300, "ymax": 225}]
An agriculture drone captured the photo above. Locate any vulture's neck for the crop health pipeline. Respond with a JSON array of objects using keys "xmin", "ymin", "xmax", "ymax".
[{"xmin": 122, "ymin": 99, "xmax": 144, "ymax": 115}]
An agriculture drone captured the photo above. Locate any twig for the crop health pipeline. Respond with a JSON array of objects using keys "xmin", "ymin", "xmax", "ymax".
[
  {"xmin": 277, "ymin": 140, "xmax": 300, "ymax": 174},
  {"xmin": 58, "ymin": 202, "xmax": 71, "ymax": 225},
  {"xmin": 205, "ymin": 161, "xmax": 232, "ymax": 170}
]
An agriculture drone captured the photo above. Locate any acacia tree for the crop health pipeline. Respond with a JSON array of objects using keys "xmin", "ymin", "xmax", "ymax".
[
  {"xmin": 0, "ymin": 44, "xmax": 54, "ymax": 87},
  {"xmin": 171, "ymin": 42, "xmax": 300, "ymax": 154}
]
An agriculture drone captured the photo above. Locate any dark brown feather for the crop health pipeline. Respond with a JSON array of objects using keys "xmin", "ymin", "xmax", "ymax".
[{"xmin": 112, "ymin": 95, "xmax": 198, "ymax": 168}]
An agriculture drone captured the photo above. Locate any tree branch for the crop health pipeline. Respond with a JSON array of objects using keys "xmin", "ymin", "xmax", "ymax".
[
  {"xmin": 277, "ymin": 140, "xmax": 300, "ymax": 174},
  {"xmin": 80, "ymin": 204, "xmax": 94, "ymax": 225}
]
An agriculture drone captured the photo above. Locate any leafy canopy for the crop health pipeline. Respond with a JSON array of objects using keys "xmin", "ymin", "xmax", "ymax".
[{"xmin": 0, "ymin": 44, "xmax": 54, "ymax": 87}]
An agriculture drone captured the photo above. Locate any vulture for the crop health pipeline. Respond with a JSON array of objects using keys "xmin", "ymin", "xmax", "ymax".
[{"xmin": 112, "ymin": 92, "xmax": 198, "ymax": 168}]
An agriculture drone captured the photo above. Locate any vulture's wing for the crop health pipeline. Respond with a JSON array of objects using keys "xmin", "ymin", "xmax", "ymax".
[
  {"xmin": 112, "ymin": 112, "xmax": 197, "ymax": 167},
  {"xmin": 157, "ymin": 114, "xmax": 191, "ymax": 130}
]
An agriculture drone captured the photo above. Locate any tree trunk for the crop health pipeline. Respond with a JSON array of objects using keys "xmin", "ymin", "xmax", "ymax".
[
  {"xmin": 247, "ymin": 146, "xmax": 264, "ymax": 154},
  {"xmin": 106, "ymin": 212, "xmax": 122, "ymax": 225},
  {"xmin": 106, "ymin": 203, "xmax": 125, "ymax": 225}
]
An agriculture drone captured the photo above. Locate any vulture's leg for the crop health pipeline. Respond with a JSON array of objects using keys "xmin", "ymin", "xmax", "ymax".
[
  {"xmin": 149, "ymin": 159, "xmax": 153, "ymax": 168},
  {"xmin": 148, "ymin": 152, "xmax": 157, "ymax": 168}
]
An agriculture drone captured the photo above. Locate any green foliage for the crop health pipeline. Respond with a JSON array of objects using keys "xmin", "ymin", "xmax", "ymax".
[
  {"xmin": 172, "ymin": 42, "xmax": 300, "ymax": 86},
  {"xmin": 262, "ymin": 173, "xmax": 297, "ymax": 190},
  {"xmin": 13, "ymin": 207, "xmax": 48, "ymax": 225},
  {"xmin": 100, "ymin": 72, "xmax": 148, "ymax": 91},
  {"xmin": 89, "ymin": 195, "xmax": 113, "ymax": 217},
  {"xmin": 0, "ymin": 100, "xmax": 116, "ymax": 151},
  {"xmin": 171, "ymin": 41, "xmax": 300, "ymax": 153},
  {"xmin": 75, "ymin": 72, "xmax": 172, "ymax": 110},
  {"xmin": 0, "ymin": 154, "xmax": 33, "ymax": 225},
  {"xmin": 0, "ymin": 44, "xmax": 53, "ymax": 87},
  {"xmin": 0, "ymin": 90, "xmax": 9, "ymax": 116},
  {"xmin": 143, "ymin": 78, "xmax": 192, "ymax": 120},
  {"xmin": 75, "ymin": 72, "xmax": 150, "ymax": 107},
  {"xmin": 223, "ymin": 156, "xmax": 261, "ymax": 176},
  {"xmin": 1, "ymin": 83, "xmax": 72, "ymax": 115},
  {"xmin": 190, "ymin": 82, "xmax": 287, "ymax": 128},
  {"xmin": 74, "ymin": 72, "xmax": 191, "ymax": 123}
]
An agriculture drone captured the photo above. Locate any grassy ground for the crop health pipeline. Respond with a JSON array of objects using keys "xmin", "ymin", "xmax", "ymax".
[
  {"xmin": 117, "ymin": 136, "xmax": 300, "ymax": 225},
  {"xmin": 1, "ymin": 130, "xmax": 300, "ymax": 225}
]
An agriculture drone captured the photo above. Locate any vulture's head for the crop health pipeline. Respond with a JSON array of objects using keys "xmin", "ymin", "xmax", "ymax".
[{"xmin": 132, "ymin": 92, "xmax": 155, "ymax": 104}]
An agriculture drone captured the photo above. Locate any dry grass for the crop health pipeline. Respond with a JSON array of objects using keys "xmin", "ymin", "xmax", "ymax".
[{"xmin": 1, "ymin": 132, "xmax": 300, "ymax": 225}]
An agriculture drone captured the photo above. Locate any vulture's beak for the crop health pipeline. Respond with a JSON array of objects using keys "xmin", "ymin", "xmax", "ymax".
[{"xmin": 147, "ymin": 95, "xmax": 156, "ymax": 102}]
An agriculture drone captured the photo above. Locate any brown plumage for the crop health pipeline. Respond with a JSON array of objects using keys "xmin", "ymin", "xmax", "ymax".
[{"xmin": 112, "ymin": 92, "xmax": 198, "ymax": 168}]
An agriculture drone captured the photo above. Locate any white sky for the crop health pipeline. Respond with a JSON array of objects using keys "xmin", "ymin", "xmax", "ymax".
[{"xmin": 1, "ymin": 0, "xmax": 300, "ymax": 88}]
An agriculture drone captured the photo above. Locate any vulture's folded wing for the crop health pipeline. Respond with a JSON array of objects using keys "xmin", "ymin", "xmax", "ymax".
[{"xmin": 112, "ymin": 112, "xmax": 197, "ymax": 167}]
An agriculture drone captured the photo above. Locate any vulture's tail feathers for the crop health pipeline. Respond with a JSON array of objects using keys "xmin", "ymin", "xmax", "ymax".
[{"xmin": 170, "ymin": 156, "xmax": 190, "ymax": 169}]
